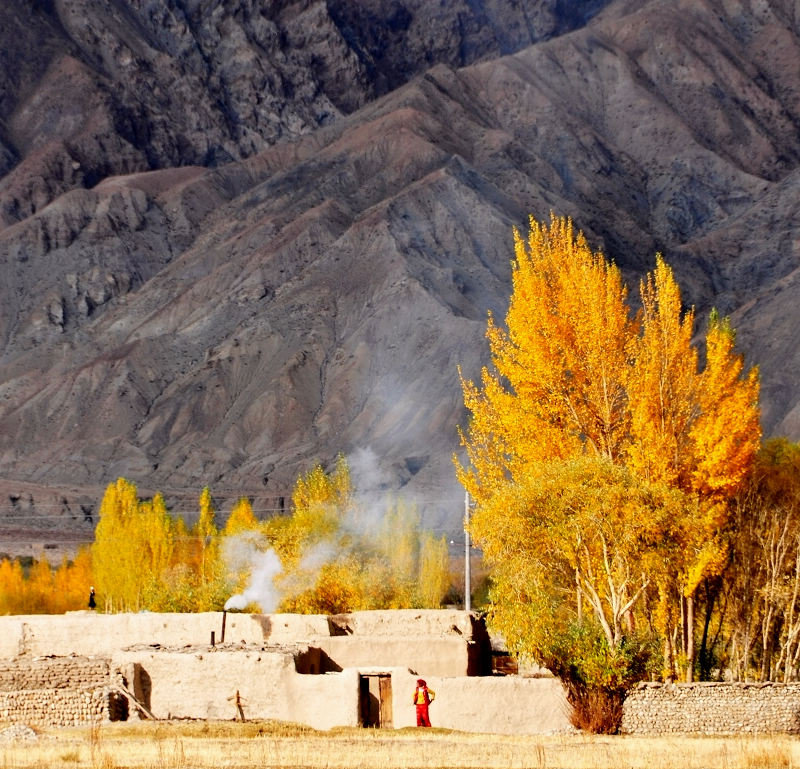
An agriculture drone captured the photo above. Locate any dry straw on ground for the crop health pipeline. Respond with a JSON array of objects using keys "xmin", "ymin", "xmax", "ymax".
[{"xmin": 1, "ymin": 720, "xmax": 798, "ymax": 769}]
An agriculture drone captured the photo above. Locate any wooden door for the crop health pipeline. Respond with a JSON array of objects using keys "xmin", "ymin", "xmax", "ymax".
[
  {"xmin": 359, "ymin": 674, "xmax": 392, "ymax": 727},
  {"xmin": 378, "ymin": 675, "xmax": 393, "ymax": 728}
]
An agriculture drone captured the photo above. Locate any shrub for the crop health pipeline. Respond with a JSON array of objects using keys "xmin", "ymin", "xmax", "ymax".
[{"xmin": 536, "ymin": 621, "xmax": 659, "ymax": 733}]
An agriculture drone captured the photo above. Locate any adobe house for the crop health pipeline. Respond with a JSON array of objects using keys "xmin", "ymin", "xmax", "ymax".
[{"xmin": 0, "ymin": 610, "xmax": 571, "ymax": 734}]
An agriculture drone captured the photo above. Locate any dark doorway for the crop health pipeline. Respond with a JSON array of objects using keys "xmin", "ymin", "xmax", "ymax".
[{"xmin": 359, "ymin": 674, "xmax": 393, "ymax": 728}]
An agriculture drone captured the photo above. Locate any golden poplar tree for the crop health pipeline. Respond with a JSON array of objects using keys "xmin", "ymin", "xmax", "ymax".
[
  {"xmin": 23, "ymin": 557, "xmax": 59, "ymax": 613},
  {"xmin": 626, "ymin": 263, "xmax": 760, "ymax": 676},
  {"xmin": 627, "ymin": 256, "xmax": 699, "ymax": 487},
  {"xmin": 417, "ymin": 531, "xmax": 450, "ymax": 609},
  {"xmin": 139, "ymin": 494, "xmax": 174, "ymax": 579},
  {"xmin": 458, "ymin": 215, "xmax": 760, "ymax": 685},
  {"xmin": 53, "ymin": 547, "xmax": 94, "ymax": 613},
  {"xmin": 92, "ymin": 478, "xmax": 178, "ymax": 612},
  {"xmin": 267, "ymin": 459, "xmax": 452, "ymax": 613},
  {"xmin": 188, "ymin": 485, "xmax": 225, "ymax": 610},
  {"xmin": 92, "ymin": 478, "xmax": 141, "ymax": 611},
  {"xmin": 0, "ymin": 558, "xmax": 25, "ymax": 613},
  {"xmin": 267, "ymin": 456, "xmax": 351, "ymax": 568},
  {"xmin": 459, "ymin": 215, "xmax": 635, "ymax": 509},
  {"xmin": 193, "ymin": 485, "xmax": 219, "ymax": 581},
  {"xmin": 137, "ymin": 493, "xmax": 176, "ymax": 606},
  {"xmin": 196, "ymin": 487, "xmax": 217, "ymax": 540},
  {"xmin": 375, "ymin": 500, "xmax": 420, "ymax": 606},
  {"xmin": 223, "ymin": 497, "xmax": 259, "ymax": 536}
]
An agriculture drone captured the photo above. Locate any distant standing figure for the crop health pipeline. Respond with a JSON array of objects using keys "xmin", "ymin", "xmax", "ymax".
[
  {"xmin": 413, "ymin": 678, "xmax": 435, "ymax": 727},
  {"xmin": 88, "ymin": 586, "xmax": 96, "ymax": 609}
]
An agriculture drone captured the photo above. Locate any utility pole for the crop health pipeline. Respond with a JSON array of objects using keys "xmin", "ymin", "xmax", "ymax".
[{"xmin": 464, "ymin": 491, "xmax": 471, "ymax": 614}]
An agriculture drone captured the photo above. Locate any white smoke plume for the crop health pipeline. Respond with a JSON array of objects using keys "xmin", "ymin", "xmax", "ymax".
[
  {"xmin": 220, "ymin": 446, "xmax": 454, "ymax": 612},
  {"xmin": 344, "ymin": 446, "xmax": 395, "ymax": 538},
  {"xmin": 223, "ymin": 533, "xmax": 282, "ymax": 612},
  {"xmin": 274, "ymin": 541, "xmax": 338, "ymax": 602}
]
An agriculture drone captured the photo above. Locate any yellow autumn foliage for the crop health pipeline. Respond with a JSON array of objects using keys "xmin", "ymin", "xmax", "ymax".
[
  {"xmin": 458, "ymin": 214, "xmax": 761, "ymax": 680},
  {"xmin": 266, "ymin": 459, "xmax": 451, "ymax": 613},
  {"xmin": 0, "ymin": 548, "xmax": 93, "ymax": 615}
]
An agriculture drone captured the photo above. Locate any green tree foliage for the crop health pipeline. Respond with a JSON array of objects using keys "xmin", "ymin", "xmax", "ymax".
[{"xmin": 540, "ymin": 621, "xmax": 658, "ymax": 733}]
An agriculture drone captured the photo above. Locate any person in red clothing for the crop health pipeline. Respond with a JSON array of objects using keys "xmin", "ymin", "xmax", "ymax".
[{"xmin": 412, "ymin": 678, "xmax": 435, "ymax": 727}]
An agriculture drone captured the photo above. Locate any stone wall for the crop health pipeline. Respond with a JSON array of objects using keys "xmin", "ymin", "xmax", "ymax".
[
  {"xmin": 621, "ymin": 682, "xmax": 800, "ymax": 734},
  {"xmin": 0, "ymin": 656, "xmax": 110, "ymax": 690},
  {"xmin": 0, "ymin": 656, "xmax": 127, "ymax": 727}
]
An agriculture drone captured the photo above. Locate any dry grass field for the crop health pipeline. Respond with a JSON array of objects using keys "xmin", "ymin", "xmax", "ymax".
[{"xmin": 1, "ymin": 720, "xmax": 799, "ymax": 769}]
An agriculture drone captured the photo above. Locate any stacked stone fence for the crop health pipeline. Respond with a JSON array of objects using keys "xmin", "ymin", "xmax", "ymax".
[
  {"xmin": 0, "ymin": 656, "xmax": 110, "ymax": 690},
  {"xmin": 0, "ymin": 656, "xmax": 127, "ymax": 727},
  {"xmin": 622, "ymin": 682, "xmax": 800, "ymax": 734}
]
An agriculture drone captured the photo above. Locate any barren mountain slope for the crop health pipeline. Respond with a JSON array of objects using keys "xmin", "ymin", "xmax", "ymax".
[
  {"xmin": 0, "ymin": 0, "xmax": 606, "ymax": 229},
  {"xmin": 1, "ymin": 0, "xmax": 800, "ymax": 544}
]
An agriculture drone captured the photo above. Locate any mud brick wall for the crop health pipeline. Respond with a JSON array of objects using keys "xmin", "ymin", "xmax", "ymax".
[
  {"xmin": 621, "ymin": 682, "xmax": 800, "ymax": 734},
  {"xmin": 0, "ymin": 656, "xmax": 127, "ymax": 727}
]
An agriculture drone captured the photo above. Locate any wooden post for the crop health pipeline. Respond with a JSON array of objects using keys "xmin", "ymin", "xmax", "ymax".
[
  {"xmin": 227, "ymin": 690, "xmax": 246, "ymax": 721},
  {"xmin": 236, "ymin": 690, "xmax": 245, "ymax": 721},
  {"xmin": 464, "ymin": 492, "xmax": 471, "ymax": 614},
  {"xmin": 114, "ymin": 683, "xmax": 158, "ymax": 721}
]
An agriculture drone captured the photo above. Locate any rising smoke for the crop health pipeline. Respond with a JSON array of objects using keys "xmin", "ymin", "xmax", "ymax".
[
  {"xmin": 222, "ymin": 447, "xmax": 452, "ymax": 612},
  {"xmin": 222, "ymin": 533, "xmax": 282, "ymax": 611}
]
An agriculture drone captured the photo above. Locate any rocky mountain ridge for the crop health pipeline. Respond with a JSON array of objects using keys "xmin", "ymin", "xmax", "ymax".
[{"xmin": 1, "ymin": 0, "xmax": 799, "ymax": 548}]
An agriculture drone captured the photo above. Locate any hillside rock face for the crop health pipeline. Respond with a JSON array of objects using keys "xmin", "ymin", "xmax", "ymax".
[
  {"xmin": 1, "ymin": 0, "xmax": 800, "ymax": 541},
  {"xmin": 0, "ymin": 0, "xmax": 604, "ymax": 228}
]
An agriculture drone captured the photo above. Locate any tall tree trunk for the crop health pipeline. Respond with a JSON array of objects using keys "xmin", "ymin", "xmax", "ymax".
[
  {"xmin": 686, "ymin": 594, "xmax": 695, "ymax": 682},
  {"xmin": 680, "ymin": 594, "xmax": 687, "ymax": 656},
  {"xmin": 698, "ymin": 578, "xmax": 719, "ymax": 680}
]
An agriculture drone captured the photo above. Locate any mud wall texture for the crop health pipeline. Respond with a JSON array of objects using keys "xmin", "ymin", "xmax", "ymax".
[
  {"xmin": 0, "ymin": 656, "xmax": 126, "ymax": 726},
  {"xmin": 108, "ymin": 651, "xmax": 571, "ymax": 734},
  {"xmin": 113, "ymin": 647, "xmax": 360, "ymax": 728},
  {"xmin": 390, "ymin": 669, "xmax": 570, "ymax": 734},
  {"xmin": 319, "ymin": 637, "xmax": 474, "ymax": 678},
  {"xmin": 621, "ymin": 682, "xmax": 800, "ymax": 734},
  {"xmin": 0, "ymin": 611, "xmax": 570, "ymax": 734},
  {"xmin": 0, "ymin": 610, "xmax": 484, "ymax": 677},
  {"xmin": 0, "ymin": 612, "xmax": 299, "ymax": 658}
]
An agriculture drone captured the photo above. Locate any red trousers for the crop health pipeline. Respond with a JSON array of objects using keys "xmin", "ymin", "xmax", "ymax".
[{"xmin": 416, "ymin": 704, "xmax": 431, "ymax": 727}]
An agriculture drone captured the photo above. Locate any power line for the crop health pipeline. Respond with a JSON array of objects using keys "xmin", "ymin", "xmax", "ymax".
[
  {"xmin": 0, "ymin": 495, "xmax": 463, "ymax": 506},
  {"xmin": 0, "ymin": 510, "xmax": 287, "ymax": 519}
]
